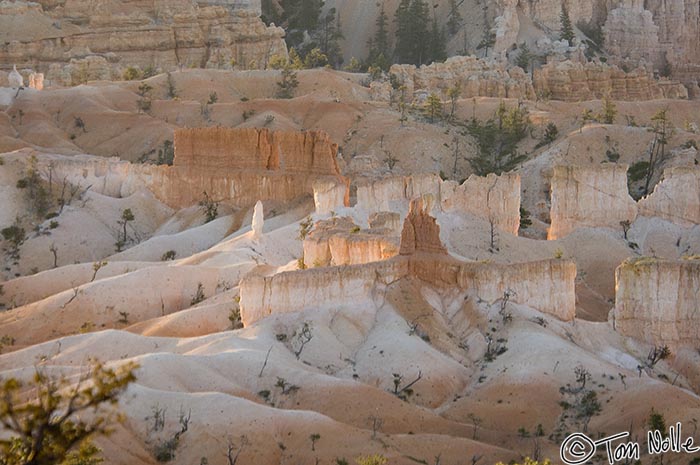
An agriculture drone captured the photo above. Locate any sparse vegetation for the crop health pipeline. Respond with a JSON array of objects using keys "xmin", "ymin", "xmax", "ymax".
[
  {"xmin": 276, "ymin": 66, "xmax": 299, "ymax": 99},
  {"xmin": 0, "ymin": 360, "xmax": 137, "ymax": 465},
  {"xmin": 161, "ymin": 250, "xmax": 177, "ymax": 261},
  {"xmin": 199, "ymin": 191, "xmax": 219, "ymax": 223}
]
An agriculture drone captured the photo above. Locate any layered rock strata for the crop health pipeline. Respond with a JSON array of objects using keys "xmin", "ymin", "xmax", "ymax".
[
  {"xmin": 614, "ymin": 258, "xmax": 700, "ymax": 347},
  {"xmin": 549, "ymin": 165, "xmax": 700, "ymax": 239},
  {"xmin": 0, "ymin": 0, "xmax": 286, "ymax": 85},
  {"xmin": 33, "ymin": 128, "xmax": 349, "ymax": 209},
  {"xmin": 356, "ymin": 172, "xmax": 521, "ymax": 236}
]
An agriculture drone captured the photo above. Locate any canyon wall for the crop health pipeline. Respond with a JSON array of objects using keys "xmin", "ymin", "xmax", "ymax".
[
  {"xmin": 0, "ymin": 0, "xmax": 286, "ymax": 85},
  {"xmin": 614, "ymin": 258, "xmax": 700, "ymax": 347},
  {"xmin": 549, "ymin": 165, "xmax": 700, "ymax": 239},
  {"xmin": 35, "ymin": 128, "xmax": 348, "ymax": 209},
  {"xmin": 239, "ymin": 259, "xmax": 409, "ymax": 326},
  {"xmin": 378, "ymin": 56, "xmax": 535, "ymax": 101},
  {"xmin": 533, "ymin": 61, "xmax": 689, "ymax": 101},
  {"xmin": 241, "ymin": 204, "xmax": 576, "ymax": 326},
  {"xmin": 356, "ymin": 172, "xmax": 520, "ymax": 235},
  {"xmin": 548, "ymin": 164, "xmax": 637, "ymax": 240},
  {"xmin": 303, "ymin": 217, "xmax": 400, "ymax": 267},
  {"xmin": 638, "ymin": 167, "xmax": 700, "ymax": 227}
]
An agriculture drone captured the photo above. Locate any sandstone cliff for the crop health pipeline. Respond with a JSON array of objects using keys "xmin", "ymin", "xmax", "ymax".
[
  {"xmin": 241, "ymin": 205, "xmax": 576, "ymax": 326},
  {"xmin": 614, "ymin": 257, "xmax": 700, "ymax": 347},
  {"xmin": 549, "ymin": 164, "xmax": 700, "ymax": 239},
  {"xmin": 0, "ymin": 0, "xmax": 286, "ymax": 85},
  {"xmin": 548, "ymin": 164, "xmax": 638, "ymax": 240},
  {"xmin": 356, "ymin": 172, "xmax": 521, "ymax": 236},
  {"xmin": 36, "ymin": 128, "xmax": 349, "ymax": 209},
  {"xmin": 533, "ymin": 61, "xmax": 689, "ymax": 101},
  {"xmin": 303, "ymin": 217, "xmax": 400, "ymax": 267}
]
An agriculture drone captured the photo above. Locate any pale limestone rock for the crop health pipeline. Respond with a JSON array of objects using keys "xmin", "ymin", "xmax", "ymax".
[
  {"xmin": 313, "ymin": 178, "xmax": 348, "ymax": 215},
  {"xmin": 28, "ymin": 72, "xmax": 43, "ymax": 90},
  {"xmin": 8, "ymin": 65, "xmax": 22, "ymax": 88},
  {"xmin": 548, "ymin": 165, "xmax": 638, "ymax": 240},
  {"xmin": 614, "ymin": 258, "xmax": 700, "ymax": 348},
  {"xmin": 604, "ymin": 0, "xmax": 664, "ymax": 70},
  {"xmin": 639, "ymin": 167, "xmax": 700, "ymax": 227},
  {"xmin": 303, "ymin": 217, "xmax": 399, "ymax": 267},
  {"xmin": 252, "ymin": 200, "xmax": 264, "ymax": 239}
]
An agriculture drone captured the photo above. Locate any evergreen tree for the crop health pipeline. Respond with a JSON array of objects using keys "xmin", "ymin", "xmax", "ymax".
[
  {"xmin": 428, "ymin": 18, "xmax": 447, "ymax": 64},
  {"xmin": 477, "ymin": 25, "xmax": 496, "ymax": 57},
  {"xmin": 394, "ymin": 0, "xmax": 430, "ymax": 65},
  {"xmin": 560, "ymin": 2, "xmax": 575, "ymax": 45},
  {"xmin": 316, "ymin": 7, "xmax": 344, "ymax": 67},
  {"xmin": 446, "ymin": 0, "xmax": 463, "ymax": 36},
  {"xmin": 368, "ymin": 6, "xmax": 391, "ymax": 70},
  {"xmin": 515, "ymin": 42, "xmax": 533, "ymax": 71}
]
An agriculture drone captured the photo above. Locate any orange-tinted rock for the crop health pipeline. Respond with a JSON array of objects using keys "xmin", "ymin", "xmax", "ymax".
[{"xmin": 399, "ymin": 198, "xmax": 447, "ymax": 256}]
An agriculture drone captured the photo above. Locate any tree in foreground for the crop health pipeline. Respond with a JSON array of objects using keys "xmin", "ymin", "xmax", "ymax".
[
  {"xmin": 559, "ymin": 2, "xmax": 575, "ymax": 45},
  {"xmin": 0, "ymin": 360, "xmax": 138, "ymax": 465}
]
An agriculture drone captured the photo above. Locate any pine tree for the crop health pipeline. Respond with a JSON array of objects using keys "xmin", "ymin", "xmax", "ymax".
[
  {"xmin": 446, "ymin": 0, "xmax": 463, "ymax": 36},
  {"xmin": 316, "ymin": 8, "xmax": 344, "ymax": 67},
  {"xmin": 515, "ymin": 42, "xmax": 533, "ymax": 71},
  {"xmin": 560, "ymin": 2, "xmax": 575, "ymax": 45},
  {"xmin": 394, "ymin": 0, "xmax": 430, "ymax": 65},
  {"xmin": 393, "ymin": 0, "xmax": 412, "ymax": 64},
  {"xmin": 368, "ymin": 6, "xmax": 391, "ymax": 70},
  {"xmin": 428, "ymin": 18, "xmax": 447, "ymax": 64}
]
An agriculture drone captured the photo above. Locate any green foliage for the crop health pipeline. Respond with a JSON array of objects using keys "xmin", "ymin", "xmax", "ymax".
[
  {"xmin": 165, "ymin": 72, "xmax": 177, "ymax": 99},
  {"xmin": 520, "ymin": 207, "xmax": 532, "ymax": 229},
  {"xmin": 467, "ymin": 101, "xmax": 530, "ymax": 175},
  {"xmin": 355, "ymin": 455, "xmax": 388, "ymax": 465},
  {"xmin": 536, "ymin": 122, "xmax": 558, "ymax": 148},
  {"xmin": 394, "ymin": 0, "xmax": 434, "ymax": 65},
  {"xmin": 190, "ymin": 283, "xmax": 206, "ymax": 306},
  {"xmin": 516, "ymin": 42, "xmax": 533, "ymax": 71},
  {"xmin": 446, "ymin": 0, "xmax": 463, "ymax": 36},
  {"xmin": 303, "ymin": 48, "xmax": 328, "ymax": 69},
  {"xmin": 366, "ymin": 6, "xmax": 391, "ymax": 71},
  {"xmin": 314, "ymin": 7, "xmax": 343, "ymax": 67},
  {"xmin": 559, "ymin": 2, "xmax": 575, "ymax": 45},
  {"xmin": 297, "ymin": 216, "xmax": 314, "ymax": 240},
  {"xmin": 2, "ymin": 225, "xmax": 26, "ymax": 259},
  {"xmin": 199, "ymin": 191, "xmax": 219, "ymax": 223},
  {"xmin": 600, "ymin": 97, "xmax": 617, "ymax": 124},
  {"xmin": 157, "ymin": 140, "xmax": 174, "ymax": 166},
  {"xmin": 161, "ymin": 250, "xmax": 176, "ymax": 261},
  {"xmin": 122, "ymin": 66, "xmax": 141, "ymax": 81},
  {"xmin": 115, "ymin": 208, "xmax": 135, "ymax": 252},
  {"xmin": 577, "ymin": 19, "xmax": 604, "ymax": 54},
  {"xmin": 61, "ymin": 441, "xmax": 104, "ymax": 465},
  {"xmin": 0, "ymin": 360, "xmax": 137, "ymax": 465},
  {"xmin": 276, "ymin": 67, "xmax": 299, "ymax": 99},
  {"xmin": 207, "ymin": 92, "xmax": 218, "ymax": 104},
  {"xmin": 423, "ymin": 93, "xmax": 443, "ymax": 122},
  {"xmin": 18, "ymin": 155, "xmax": 51, "ymax": 217}
]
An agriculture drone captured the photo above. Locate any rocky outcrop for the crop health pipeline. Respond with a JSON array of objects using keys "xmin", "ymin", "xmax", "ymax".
[
  {"xmin": 400, "ymin": 198, "xmax": 447, "ymax": 256},
  {"xmin": 603, "ymin": 0, "xmax": 664, "ymax": 70},
  {"xmin": 548, "ymin": 165, "xmax": 638, "ymax": 240},
  {"xmin": 33, "ymin": 128, "xmax": 349, "ymax": 209},
  {"xmin": 303, "ymin": 217, "xmax": 400, "ymax": 267},
  {"xmin": 549, "ymin": 164, "xmax": 700, "ymax": 239},
  {"xmin": 410, "ymin": 255, "xmax": 577, "ymax": 322},
  {"xmin": 379, "ymin": 56, "xmax": 535, "ymax": 102},
  {"xmin": 252, "ymin": 200, "xmax": 264, "ymax": 238},
  {"xmin": 638, "ymin": 167, "xmax": 700, "ymax": 227},
  {"xmin": 441, "ymin": 173, "xmax": 521, "ymax": 236},
  {"xmin": 533, "ymin": 61, "xmax": 688, "ymax": 101},
  {"xmin": 239, "ymin": 259, "xmax": 409, "ymax": 326},
  {"xmin": 356, "ymin": 172, "xmax": 521, "ymax": 236},
  {"xmin": 614, "ymin": 257, "xmax": 700, "ymax": 347},
  {"xmin": 0, "ymin": 0, "xmax": 286, "ymax": 85},
  {"xmin": 313, "ymin": 178, "xmax": 348, "ymax": 215}
]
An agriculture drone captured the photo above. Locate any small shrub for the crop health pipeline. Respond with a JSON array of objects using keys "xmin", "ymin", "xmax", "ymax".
[
  {"xmin": 298, "ymin": 216, "xmax": 313, "ymax": 240},
  {"xmin": 355, "ymin": 455, "xmax": 388, "ymax": 465},
  {"xmin": 190, "ymin": 283, "xmax": 206, "ymax": 306},
  {"xmin": 123, "ymin": 66, "xmax": 141, "ymax": 81},
  {"xmin": 161, "ymin": 250, "xmax": 176, "ymax": 261},
  {"xmin": 207, "ymin": 92, "xmax": 218, "ymax": 104}
]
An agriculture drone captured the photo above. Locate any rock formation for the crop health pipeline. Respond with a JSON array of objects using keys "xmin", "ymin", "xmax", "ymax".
[
  {"xmin": 356, "ymin": 172, "xmax": 521, "ymax": 235},
  {"xmin": 614, "ymin": 257, "xmax": 700, "ymax": 348},
  {"xmin": 533, "ymin": 61, "xmax": 689, "ymax": 101},
  {"xmin": 549, "ymin": 164, "xmax": 700, "ymax": 239},
  {"xmin": 241, "ymin": 203, "xmax": 576, "ymax": 326},
  {"xmin": 313, "ymin": 178, "xmax": 349, "ymax": 215},
  {"xmin": 0, "ymin": 0, "xmax": 287, "ymax": 85},
  {"xmin": 548, "ymin": 165, "xmax": 638, "ymax": 240},
  {"xmin": 400, "ymin": 198, "xmax": 448, "ymax": 256},
  {"xmin": 8, "ymin": 65, "xmax": 22, "ymax": 88},
  {"xmin": 252, "ymin": 200, "xmax": 264, "ymax": 238},
  {"xmin": 303, "ymin": 217, "xmax": 400, "ymax": 267},
  {"xmin": 35, "ymin": 128, "xmax": 350, "ymax": 210},
  {"xmin": 638, "ymin": 167, "xmax": 700, "ymax": 227},
  {"xmin": 378, "ymin": 56, "xmax": 535, "ymax": 102},
  {"xmin": 603, "ymin": 0, "xmax": 664, "ymax": 70}
]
